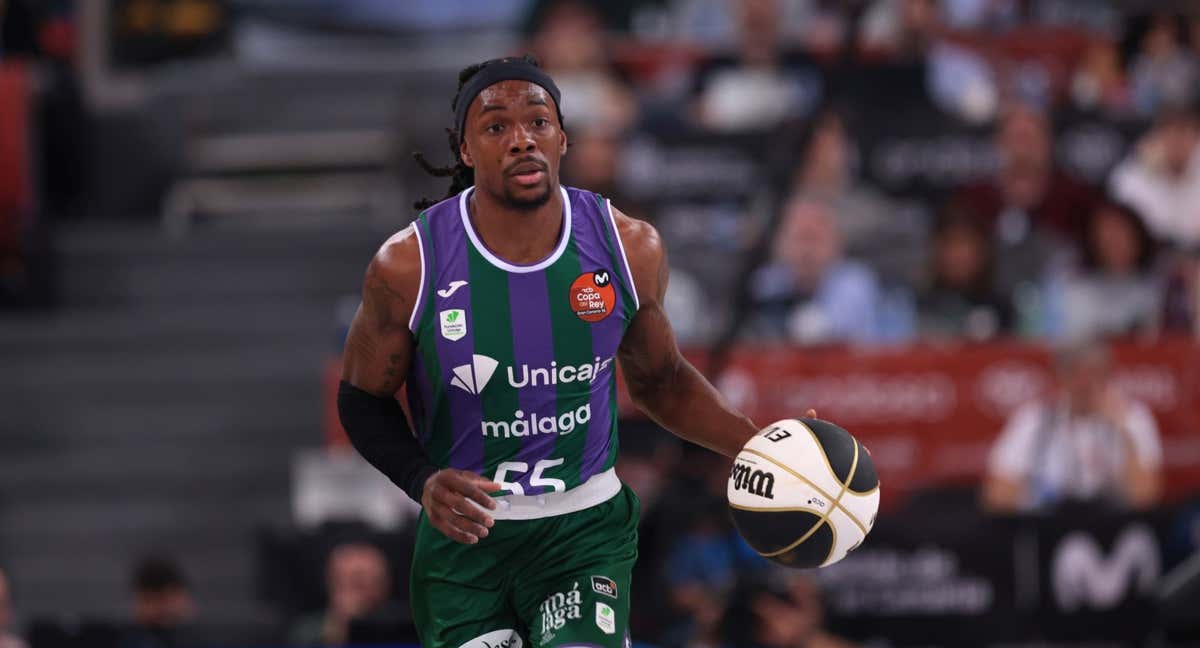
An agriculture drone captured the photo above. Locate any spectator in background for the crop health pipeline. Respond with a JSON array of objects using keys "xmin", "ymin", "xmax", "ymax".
[
  {"xmin": 1053, "ymin": 201, "xmax": 1161, "ymax": 342},
  {"xmin": 792, "ymin": 110, "xmax": 926, "ymax": 287},
  {"xmin": 955, "ymin": 104, "xmax": 1098, "ymax": 311},
  {"xmin": 1128, "ymin": 12, "xmax": 1198, "ymax": 119},
  {"xmin": 0, "ymin": 568, "xmax": 28, "ymax": 648},
  {"xmin": 120, "ymin": 557, "xmax": 196, "ymax": 648},
  {"xmin": 722, "ymin": 574, "xmax": 856, "ymax": 648},
  {"xmin": 983, "ymin": 342, "xmax": 1163, "ymax": 513},
  {"xmin": 692, "ymin": 0, "xmax": 821, "ymax": 132},
  {"xmin": 289, "ymin": 542, "xmax": 394, "ymax": 647},
  {"xmin": 1109, "ymin": 106, "xmax": 1200, "ymax": 250},
  {"xmin": 916, "ymin": 206, "xmax": 1013, "ymax": 340},
  {"xmin": 1069, "ymin": 39, "xmax": 1133, "ymax": 118},
  {"xmin": 529, "ymin": 0, "xmax": 637, "ymax": 135},
  {"xmin": 745, "ymin": 197, "xmax": 893, "ymax": 345},
  {"xmin": 660, "ymin": 448, "xmax": 764, "ymax": 648},
  {"xmin": 858, "ymin": 0, "xmax": 941, "ymax": 63}
]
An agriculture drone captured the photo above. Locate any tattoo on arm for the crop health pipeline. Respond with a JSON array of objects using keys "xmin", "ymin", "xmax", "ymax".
[{"xmin": 343, "ymin": 249, "xmax": 418, "ymax": 397}]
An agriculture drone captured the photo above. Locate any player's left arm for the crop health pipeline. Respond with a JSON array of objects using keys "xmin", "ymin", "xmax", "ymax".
[{"xmin": 614, "ymin": 208, "xmax": 812, "ymax": 458}]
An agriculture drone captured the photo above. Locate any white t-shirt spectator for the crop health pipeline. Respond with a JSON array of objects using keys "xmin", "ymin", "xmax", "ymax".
[
  {"xmin": 987, "ymin": 400, "xmax": 1163, "ymax": 510},
  {"xmin": 1110, "ymin": 145, "xmax": 1200, "ymax": 249}
]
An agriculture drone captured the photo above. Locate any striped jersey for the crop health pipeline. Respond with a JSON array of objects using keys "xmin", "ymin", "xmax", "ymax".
[{"xmin": 405, "ymin": 185, "xmax": 639, "ymax": 496}]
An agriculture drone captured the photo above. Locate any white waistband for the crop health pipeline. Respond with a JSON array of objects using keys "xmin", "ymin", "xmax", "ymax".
[{"xmin": 482, "ymin": 468, "xmax": 621, "ymax": 520}]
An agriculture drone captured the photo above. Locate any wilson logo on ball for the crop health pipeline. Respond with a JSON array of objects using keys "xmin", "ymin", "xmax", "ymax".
[{"xmin": 730, "ymin": 463, "xmax": 775, "ymax": 499}]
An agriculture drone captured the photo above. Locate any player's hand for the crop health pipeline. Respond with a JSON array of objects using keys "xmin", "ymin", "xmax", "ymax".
[{"xmin": 421, "ymin": 469, "xmax": 501, "ymax": 545}]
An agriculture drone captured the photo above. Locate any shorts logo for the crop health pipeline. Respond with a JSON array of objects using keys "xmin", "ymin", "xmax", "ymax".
[
  {"xmin": 539, "ymin": 583, "xmax": 582, "ymax": 639},
  {"xmin": 591, "ymin": 575, "xmax": 618, "ymax": 599},
  {"xmin": 569, "ymin": 270, "xmax": 616, "ymax": 323},
  {"xmin": 456, "ymin": 629, "xmax": 522, "ymax": 648},
  {"xmin": 440, "ymin": 309, "xmax": 467, "ymax": 341},
  {"xmin": 595, "ymin": 602, "xmax": 615, "ymax": 635}
]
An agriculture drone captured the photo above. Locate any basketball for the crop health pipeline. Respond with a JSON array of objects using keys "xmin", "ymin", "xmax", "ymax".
[{"xmin": 727, "ymin": 418, "xmax": 880, "ymax": 568}]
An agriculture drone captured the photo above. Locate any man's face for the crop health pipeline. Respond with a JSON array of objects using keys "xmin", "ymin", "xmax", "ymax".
[
  {"xmin": 328, "ymin": 546, "xmax": 390, "ymax": 620},
  {"xmin": 775, "ymin": 200, "xmax": 841, "ymax": 286},
  {"xmin": 1060, "ymin": 352, "xmax": 1111, "ymax": 413},
  {"xmin": 134, "ymin": 587, "xmax": 195, "ymax": 628},
  {"xmin": 460, "ymin": 80, "xmax": 567, "ymax": 210},
  {"xmin": 998, "ymin": 107, "xmax": 1051, "ymax": 174}
]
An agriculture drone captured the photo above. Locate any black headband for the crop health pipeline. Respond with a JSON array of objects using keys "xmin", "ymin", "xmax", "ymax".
[{"xmin": 454, "ymin": 59, "xmax": 564, "ymax": 140}]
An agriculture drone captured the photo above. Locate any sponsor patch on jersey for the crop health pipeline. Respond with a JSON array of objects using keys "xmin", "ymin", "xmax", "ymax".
[
  {"xmin": 569, "ymin": 270, "xmax": 615, "ymax": 323},
  {"xmin": 595, "ymin": 602, "xmax": 615, "ymax": 635},
  {"xmin": 440, "ymin": 308, "xmax": 466, "ymax": 341},
  {"xmin": 591, "ymin": 575, "xmax": 618, "ymax": 599}
]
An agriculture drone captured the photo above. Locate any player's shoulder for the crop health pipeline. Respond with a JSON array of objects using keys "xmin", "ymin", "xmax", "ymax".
[
  {"xmin": 610, "ymin": 205, "xmax": 664, "ymax": 267},
  {"xmin": 365, "ymin": 222, "xmax": 422, "ymax": 300},
  {"xmin": 609, "ymin": 204, "xmax": 665, "ymax": 306}
]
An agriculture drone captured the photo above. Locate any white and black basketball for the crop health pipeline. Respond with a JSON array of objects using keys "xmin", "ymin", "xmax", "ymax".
[{"xmin": 727, "ymin": 418, "xmax": 880, "ymax": 568}]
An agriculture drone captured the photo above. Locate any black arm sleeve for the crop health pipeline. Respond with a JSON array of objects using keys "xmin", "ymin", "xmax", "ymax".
[{"xmin": 337, "ymin": 380, "xmax": 438, "ymax": 503}]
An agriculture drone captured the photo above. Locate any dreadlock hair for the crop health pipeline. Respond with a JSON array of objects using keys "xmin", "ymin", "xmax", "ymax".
[{"xmin": 412, "ymin": 54, "xmax": 546, "ymax": 210}]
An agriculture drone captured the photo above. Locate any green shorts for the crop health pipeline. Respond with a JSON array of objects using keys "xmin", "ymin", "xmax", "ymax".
[{"xmin": 410, "ymin": 484, "xmax": 640, "ymax": 648}]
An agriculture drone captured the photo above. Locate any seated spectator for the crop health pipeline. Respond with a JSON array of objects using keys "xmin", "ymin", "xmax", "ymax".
[
  {"xmin": 289, "ymin": 542, "xmax": 397, "ymax": 647},
  {"xmin": 791, "ymin": 110, "xmax": 927, "ymax": 286},
  {"xmin": 692, "ymin": 0, "xmax": 821, "ymax": 132},
  {"xmin": 0, "ymin": 568, "xmax": 27, "ymax": 648},
  {"xmin": 916, "ymin": 207, "xmax": 1013, "ymax": 340},
  {"xmin": 529, "ymin": 0, "xmax": 637, "ymax": 135},
  {"xmin": 745, "ymin": 197, "xmax": 893, "ymax": 345},
  {"xmin": 983, "ymin": 342, "xmax": 1163, "ymax": 513},
  {"xmin": 1109, "ymin": 105, "xmax": 1200, "ymax": 250},
  {"xmin": 1054, "ymin": 201, "xmax": 1161, "ymax": 342},
  {"xmin": 120, "ymin": 557, "xmax": 196, "ymax": 648},
  {"xmin": 722, "ymin": 573, "xmax": 857, "ymax": 648},
  {"xmin": 858, "ymin": 0, "xmax": 940, "ymax": 64},
  {"xmin": 1128, "ymin": 12, "xmax": 1198, "ymax": 119},
  {"xmin": 659, "ymin": 448, "xmax": 765, "ymax": 648},
  {"xmin": 1069, "ymin": 39, "xmax": 1133, "ymax": 118},
  {"xmin": 954, "ymin": 103, "xmax": 1098, "ymax": 303}
]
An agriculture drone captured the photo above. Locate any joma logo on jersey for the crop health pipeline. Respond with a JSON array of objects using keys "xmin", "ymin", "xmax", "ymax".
[
  {"xmin": 508, "ymin": 356, "xmax": 614, "ymax": 388},
  {"xmin": 730, "ymin": 463, "xmax": 775, "ymax": 499}
]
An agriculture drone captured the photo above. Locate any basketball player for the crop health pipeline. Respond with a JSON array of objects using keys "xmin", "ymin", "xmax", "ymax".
[{"xmin": 337, "ymin": 55, "xmax": 815, "ymax": 648}]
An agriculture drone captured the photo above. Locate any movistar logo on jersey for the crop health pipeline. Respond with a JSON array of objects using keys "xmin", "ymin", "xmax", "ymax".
[
  {"xmin": 450, "ymin": 355, "xmax": 499, "ymax": 394},
  {"xmin": 507, "ymin": 356, "xmax": 614, "ymax": 388},
  {"xmin": 482, "ymin": 405, "xmax": 591, "ymax": 438}
]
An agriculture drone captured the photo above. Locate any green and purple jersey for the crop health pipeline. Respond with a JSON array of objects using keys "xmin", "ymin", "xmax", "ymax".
[{"xmin": 405, "ymin": 186, "xmax": 639, "ymax": 495}]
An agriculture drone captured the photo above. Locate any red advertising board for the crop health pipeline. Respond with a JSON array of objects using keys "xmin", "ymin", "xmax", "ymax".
[
  {"xmin": 639, "ymin": 340, "xmax": 1200, "ymax": 508},
  {"xmin": 0, "ymin": 63, "xmax": 33, "ymax": 255}
]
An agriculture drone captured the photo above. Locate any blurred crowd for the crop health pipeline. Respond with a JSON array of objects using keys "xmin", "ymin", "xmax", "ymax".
[
  {"xmin": 515, "ymin": 0, "xmax": 1200, "ymax": 348},
  {"xmin": 2, "ymin": 0, "xmax": 1199, "ymax": 647}
]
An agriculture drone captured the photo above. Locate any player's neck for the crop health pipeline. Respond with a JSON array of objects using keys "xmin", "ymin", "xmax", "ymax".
[{"xmin": 468, "ymin": 186, "xmax": 565, "ymax": 265}]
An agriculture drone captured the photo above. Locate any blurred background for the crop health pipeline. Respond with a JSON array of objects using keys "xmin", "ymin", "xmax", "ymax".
[{"xmin": 2, "ymin": 0, "xmax": 1200, "ymax": 646}]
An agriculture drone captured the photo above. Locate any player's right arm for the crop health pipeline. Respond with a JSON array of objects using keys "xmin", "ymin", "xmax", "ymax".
[{"xmin": 339, "ymin": 225, "xmax": 499, "ymax": 544}]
